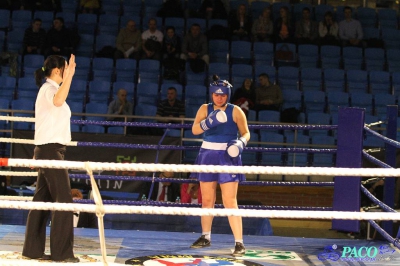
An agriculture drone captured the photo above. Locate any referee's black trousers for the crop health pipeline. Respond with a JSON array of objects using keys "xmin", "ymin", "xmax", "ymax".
[{"xmin": 22, "ymin": 143, "xmax": 74, "ymax": 261}]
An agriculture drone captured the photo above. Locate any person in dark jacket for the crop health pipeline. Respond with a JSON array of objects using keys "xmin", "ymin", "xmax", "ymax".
[{"xmin": 231, "ymin": 78, "xmax": 256, "ymax": 116}]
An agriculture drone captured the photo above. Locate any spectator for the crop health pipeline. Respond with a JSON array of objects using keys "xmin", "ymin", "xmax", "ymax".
[
  {"xmin": 181, "ymin": 23, "xmax": 209, "ymax": 72},
  {"xmin": 274, "ymin": 6, "xmax": 294, "ymax": 43},
  {"xmin": 79, "ymin": 0, "xmax": 100, "ymax": 14},
  {"xmin": 141, "ymin": 172, "xmax": 180, "ymax": 202},
  {"xmin": 23, "ymin": 18, "xmax": 46, "ymax": 55},
  {"xmin": 254, "ymin": 73, "xmax": 283, "ymax": 112},
  {"xmin": 251, "ymin": 6, "xmax": 274, "ymax": 42},
  {"xmin": 114, "ymin": 19, "xmax": 142, "ymax": 60},
  {"xmin": 44, "ymin": 17, "xmax": 78, "ymax": 58},
  {"xmin": 107, "ymin": 88, "xmax": 133, "ymax": 121},
  {"xmin": 229, "ymin": 4, "xmax": 252, "ymax": 42},
  {"xmin": 295, "ymin": 7, "xmax": 318, "ymax": 45},
  {"xmin": 339, "ymin": 6, "xmax": 363, "ymax": 47},
  {"xmin": 231, "ymin": 78, "xmax": 256, "ymax": 116},
  {"xmin": 198, "ymin": 0, "xmax": 228, "ymax": 20},
  {"xmin": 180, "ymin": 179, "xmax": 202, "ymax": 204},
  {"xmin": 162, "ymin": 26, "xmax": 184, "ymax": 81},
  {"xmin": 156, "ymin": 87, "xmax": 185, "ymax": 123},
  {"xmin": 71, "ymin": 189, "xmax": 97, "ymax": 228},
  {"xmin": 318, "ymin": 11, "xmax": 339, "ymax": 46},
  {"xmin": 141, "ymin": 18, "xmax": 163, "ymax": 60}
]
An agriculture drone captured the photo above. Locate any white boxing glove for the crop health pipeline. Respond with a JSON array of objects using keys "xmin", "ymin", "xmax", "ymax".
[
  {"xmin": 200, "ymin": 109, "xmax": 227, "ymax": 131},
  {"xmin": 226, "ymin": 137, "xmax": 247, "ymax": 158}
]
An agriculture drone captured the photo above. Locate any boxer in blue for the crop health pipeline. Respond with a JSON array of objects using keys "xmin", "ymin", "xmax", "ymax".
[{"xmin": 190, "ymin": 75, "xmax": 250, "ymax": 257}]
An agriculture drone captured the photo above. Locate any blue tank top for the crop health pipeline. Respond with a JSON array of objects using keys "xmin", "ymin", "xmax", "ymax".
[{"xmin": 204, "ymin": 103, "xmax": 238, "ymax": 143}]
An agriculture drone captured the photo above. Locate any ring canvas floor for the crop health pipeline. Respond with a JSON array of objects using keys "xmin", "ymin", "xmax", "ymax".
[{"xmin": 0, "ymin": 225, "xmax": 399, "ymax": 265}]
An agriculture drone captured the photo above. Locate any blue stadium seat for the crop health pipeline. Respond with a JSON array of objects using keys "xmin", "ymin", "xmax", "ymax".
[
  {"xmin": 17, "ymin": 77, "xmax": 36, "ymax": 91},
  {"xmin": 281, "ymin": 89, "xmax": 302, "ymax": 110},
  {"xmin": 85, "ymin": 102, "xmax": 108, "ymax": 121},
  {"xmin": 323, "ymin": 68, "xmax": 345, "ymax": 92},
  {"xmin": 136, "ymin": 82, "xmax": 159, "ymax": 98},
  {"xmin": 285, "ymin": 134, "xmax": 310, "ymax": 167},
  {"xmin": 277, "ymin": 66, "xmax": 299, "ymax": 90},
  {"xmin": 143, "ymin": 0, "xmax": 164, "ymax": 18},
  {"xmin": 17, "ymin": 90, "xmax": 36, "ymax": 100},
  {"xmin": 33, "ymin": 10, "xmax": 54, "ymax": 30},
  {"xmin": 364, "ymin": 48, "xmax": 385, "ymax": 71},
  {"xmin": 350, "ymin": 92, "xmax": 373, "ymax": 115},
  {"xmin": 208, "ymin": 62, "xmax": 229, "ymax": 80},
  {"xmin": 303, "ymin": 90, "xmax": 326, "ymax": 113},
  {"xmin": 374, "ymin": 93, "xmax": 396, "ymax": 117},
  {"xmin": 231, "ymin": 64, "xmax": 253, "ymax": 89},
  {"xmin": 115, "ymin": 59, "xmax": 137, "ymax": 83},
  {"xmin": 392, "ymin": 72, "xmax": 400, "ymax": 97},
  {"xmin": 0, "ymin": 76, "xmax": 16, "ymax": 100},
  {"xmin": 7, "ymin": 30, "xmax": 24, "ymax": 53},
  {"xmin": 342, "ymin": 46, "xmax": 363, "ymax": 70},
  {"xmin": 381, "ymin": 28, "xmax": 400, "ymax": 50},
  {"xmin": 307, "ymin": 112, "xmax": 331, "ymax": 136},
  {"xmin": 356, "ymin": 7, "xmax": 377, "ymax": 28},
  {"xmin": 95, "ymin": 34, "xmax": 117, "ymax": 55},
  {"xmin": 107, "ymin": 126, "xmax": 125, "ymax": 135},
  {"xmin": 76, "ymin": 13, "xmax": 98, "ymax": 34},
  {"xmin": 112, "ymin": 81, "xmax": 135, "ymax": 100},
  {"xmin": 230, "ymin": 41, "xmax": 252, "ymax": 65},
  {"xmin": 138, "ymin": 59, "xmax": 160, "ymax": 84},
  {"xmin": 74, "ymin": 56, "xmax": 91, "ymax": 80},
  {"xmin": 98, "ymin": 14, "xmax": 119, "ymax": 35},
  {"xmin": 208, "ymin": 39, "xmax": 229, "ymax": 64},
  {"xmin": 185, "ymin": 85, "xmax": 207, "ymax": 104},
  {"xmin": 76, "ymin": 34, "xmax": 95, "ymax": 58},
  {"xmin": 92, "ymin": 57, "xmax": 114, "ymax": 82},
  {"xmin": 0, "ymin": 9, "xmax": 10, "ymax": 29},
  {"xmin": 326, "ymin": 91, "xmax": 350, "ymax": 114},
  {"xmin": 208, "ymin": 19, "xmax": 228, "ymax": 29},
  {"xmin": 121, "ymin": 0, "xmax": 142, "ymax": 16},
  {"xmin": 346, "ymin": 70, "xmax": 368, "ymax": 93},
  {"xmin": 22, "ymin": 54, "xmax": 44, "ymax": 77},
  {"xmin": 69, "ymin": 79, "xmax": 87, "ymax": 102},
  {"xmin": 164, "ymin": 17, "xmax": 185, "ymax": 37},
  {"xmin": 311, "ymin": 135, "xmax": 335, "ymax": 167},
  {"xmin": 69, "ymin": 101, "xmax": 84, "ymax": 120},
  {"xmin": 88, "ymin": 80, "xmax": 111, "ymax": 102},
  {"xmin": 298, "ymin": 44, "xmax": 318, "ymax": 68},
  {"xmin": 134, "ymin": 103, "xmax": 157, "ymax": 122},
  {"xmin": 300, "ymin": 67, "xmax": 322, "ymax": 91},
  {"xmin": 258, "ymin": 110, "xmax": 280, "ymax": 123},
  {"xmin": 377, "ymin": 8, "xmax": 398, "ymax": 29},
  {"xmin": 320, "ymin": 45, "xmax": 341, "ymax": 69},
  {"xmin": 387, "ymin": 49, "xmax": 400, "ymax": 73},
  {"xmin": 253, "ymin": 42, "xmax": 274, "ymax": 66},
  {"xmin": 259, "ymin": 132, "xmax": 284, "ymax": 167},
  {"xmin": 369, "ymin": 70, "xmax": 391, "ymax": 94},
  {"xmin": 11, "ymin": 10, "xmax": 32, "ymax": 30},
  {"xmin": 82, "ymin": 125, "xmax": 105, "ymax": 134},
  {"xmin": 186, "ymin": 18, "xmax": 207, "ymax": 32}
]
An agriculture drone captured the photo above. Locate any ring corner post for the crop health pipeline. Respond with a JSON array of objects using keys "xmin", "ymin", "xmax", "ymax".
[
  {"xmin": 383, "ymin": 105, "xmax": 398, "ymax": 236},
  {"xmin": 332, "ymin": 107, "xmax": 364, "ymax": 232}
]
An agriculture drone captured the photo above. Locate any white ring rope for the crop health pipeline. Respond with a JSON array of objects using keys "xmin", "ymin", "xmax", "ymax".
[
  {"xmin": 0, "ymin": 116, "xmax": 35, "ymax": 122},
  {"xmin": 0, "ymin": 171, "xmax": 37, "ymax": 176},
  {"xmin": 0, "ymin": 199, "xmax": 398, "ymax": 221},
  {"xmin": 2, "ymin": 158, "xmax": 400, "ymax": 177},
  {"xmin": 0, "ymin": 137, "xmax": 78, "ymax": 146}
]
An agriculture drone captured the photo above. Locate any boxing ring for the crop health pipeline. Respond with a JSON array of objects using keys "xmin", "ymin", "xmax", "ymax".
[{"xmin": 0, "ymin": 106, "xmax": 400, "ymax": 265}]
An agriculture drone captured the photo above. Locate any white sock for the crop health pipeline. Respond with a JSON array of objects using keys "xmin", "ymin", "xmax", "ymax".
[
  {"xmin": 202, "ymin": 232, "xmax": 211, "ymax": 240},
  {"xmin": 235, "ymin": 239, "xmax": 243, "ymax": 244}
]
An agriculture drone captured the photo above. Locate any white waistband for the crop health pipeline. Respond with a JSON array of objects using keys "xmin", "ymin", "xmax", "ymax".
[{"xmin": 201, "ymin": 141, "xmax": 227, "ymax": 150}]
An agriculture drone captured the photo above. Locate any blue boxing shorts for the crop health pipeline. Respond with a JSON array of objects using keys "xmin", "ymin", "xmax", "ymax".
[{"xmin": 191, "ymin": 141, "xmax": 246, "ymax": 184}]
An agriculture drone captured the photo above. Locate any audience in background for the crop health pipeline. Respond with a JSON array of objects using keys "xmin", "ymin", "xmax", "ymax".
[
  {"xmin": 180, "ymin": 178, "xmax": 202, "ymax": 204},
  {"xmin": 114, "ymin": 19, "xmax": 142, "ymax": 60},
  {"xmin": 162, "ymin": 26, "xmax": 184, "ymax": 81},
  {"xmin": 23, "ymin": 18, "xmax": 46, "ymax": 55},
  {"xmin": 141, "ymin": 172, "xmax": 180, "ymax": 202},
  {"xmin": 198, "ymin": 0, "xmax": 228, "ymax": 20},
  {"xmin": 318, "ymin": 11, "xmax": 339, "ymax": 46},
  {"xmin": 107, "ymin": 88, "xmax": 133, "ymax": 121},
  {"xmin": 274, "ymin": 6, "xmax": 294, "ymax": 43},
  {"xmin": 231, "ymin": 78, "xmax": 256, "ymax": 116},
  {"xmin": 44, "ymin": 17, "xmax": 78, "ymax": 57},
  {"xmin": 181, "ymin": 23, "xmax": 209, "ymax": 72},
  {"xmin": 251, "ymin": 7, "xmax": 274, "ymax": 42},
  {"xmin": 229, "ymin": 4, "xmax": 252, "ymax": 42},
  {"xmin": 156, "ymin": 87, "xmax": 185, "ymax": 123},
  {"xmin": 295, "ymin": 7, "xmax": 318, "ymax": 45},
  {"xmin": 71, "ymin": 189, "xmax": 98, "ymax": 228},
  {"xmin": 338, "ymin": 6, "xmax": 364, "ymax": 47},
  {"xmin": 254, "ymin": 73, "xmax": 283, "ymax": 113},
  {"xmin": 141, "ymin": 18, "xmax": 164, "ymax": 60},
  {"xmin": 157, "ymin": 0, "xmax": 184, "ymax": 18},
  {"xmin": 79, "ymin": 0, "xmax": 100, "ymax": 14}
]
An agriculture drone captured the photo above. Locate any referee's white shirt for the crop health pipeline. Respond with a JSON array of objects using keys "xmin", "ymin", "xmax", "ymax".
[{"xmin": 34, "ymin": 78, "xmax": 71, "ymax": 145}]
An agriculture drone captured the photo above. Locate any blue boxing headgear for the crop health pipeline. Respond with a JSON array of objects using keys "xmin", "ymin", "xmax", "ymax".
[{"xmin": 209, "ymin": 79, "xmax": 232, "ymax": 106}]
